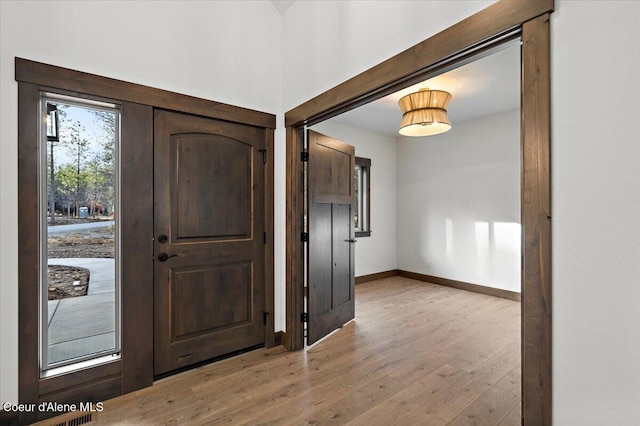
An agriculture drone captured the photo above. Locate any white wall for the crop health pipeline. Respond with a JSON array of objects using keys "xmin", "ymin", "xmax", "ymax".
[
  {"xmin": 282, "ymin": 0, "xmax": 495, "ymax": 111},
  {"xmin": 552, "ymin": 1, "xmax": 640, "ymax": 424},
  {"xmin": 311, "ymin": 121, "xmax": 397, "ymax": 277},
  {"xmin": 0, "ymin": 0, "xmax": 283, "ymax": 406},
  {"xmin": 397, "ymin": 109, "xmax": 520, "ymax": 293}
]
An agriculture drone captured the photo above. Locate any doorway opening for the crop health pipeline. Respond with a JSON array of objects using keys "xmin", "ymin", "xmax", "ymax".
[
  {"xmin": 304, "ymin": 39, "xmax": 522, "ymax": 421},
  {"xmin": 310, "ymin": 40, "xmax": 522, "ymax": 299},
  {"xmin": 285, "ymin": 1, "xmax": 552, "ymax": 423}
]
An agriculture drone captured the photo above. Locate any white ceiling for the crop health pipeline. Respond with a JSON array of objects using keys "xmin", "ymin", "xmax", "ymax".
[{"xmin": 330, "ymin": 42, "xmax": 521, "ymax": 137}]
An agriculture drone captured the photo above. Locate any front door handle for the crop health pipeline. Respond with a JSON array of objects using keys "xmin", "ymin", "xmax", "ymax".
[
  {"xmin": 345, "ymin": 239, "xmax": 357, "ymax": 243},
  {"xmin": 157, "ymin": 253, "xmax": 178, "ymax": 262}
]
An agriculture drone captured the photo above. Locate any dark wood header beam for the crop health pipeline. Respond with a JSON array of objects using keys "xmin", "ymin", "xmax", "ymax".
[{"xmin": 15, "ymin": 58, "xmax": 276, "ymax": 130}]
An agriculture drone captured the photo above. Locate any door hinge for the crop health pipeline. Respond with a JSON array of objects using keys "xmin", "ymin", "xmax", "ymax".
[
  {"xmin": 301, "ymin": 232, "xmax": 309, "ymax": 242},
  {"xmin": 258, "ymin": 148, "xmax": 267, "ymax": 164},
  {"xmin": 264, "ymin": 232, "xmax": 267, "ymax": 244},
  {"xmin": 301, "ymin": 312, "xmax": 309, "ymax": 323},
  {"xmin": 264, "ymin": 311, "xmax": 269, "ymax": 325},
  {"xmin": 301, "ymin": 151, "xmax": 309, "ymax": 162}
]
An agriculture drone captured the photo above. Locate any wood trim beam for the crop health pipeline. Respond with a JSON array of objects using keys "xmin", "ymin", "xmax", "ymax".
[
  {"xmin": 15, "ymin": 58, "xmax": 276, "ymax": 130},
  {"xmin": 0, "ymin": 409, "xmax": 18, "ymax": 425},
  {"xmin": 397, "ymin": 271, "xmax": 521, "ymax": 302},
  {"xmin": 284, "ymin": 126, "xmax": 304, "ymax": 351},
  {"xmin": 274, "ymin": 331, "xmax": 285, "ymax": 347},
  {"xmin": 120, "ymin": 102, "xmax": 154, "ymax": 393},
  {"xmin": 521, "ymin": 13, "xmax": 552, "ymax": 424},
  {"xmin": 264, "ymin": 129, "xmax": 276, "ymax": 348},
  {"xmin": 39, "ymin": 361, "xmax": 122, "ymax": 397},
  {"xmin": 38, "ymin": 376, "xmax": 121, "ymax": 411},
  {"xmin": 355, "ymin": 270, "xmax": 398, "ymax": 285},
  {"xmin": 355, "ymin": 269, "xmax": 521, "ymax": 302},
  {"xmin": 284, "ymin": 0, "xmax": 554, "ymax": 127},
  {"xmin": 18, "ymin": 82, "xmax": 41, "ymax": 426}
]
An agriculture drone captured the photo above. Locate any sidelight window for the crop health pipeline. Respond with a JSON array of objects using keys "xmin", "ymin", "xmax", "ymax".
[{"xmin": 40, "ymin": 93, "xmax": 121, "ymax": 375}]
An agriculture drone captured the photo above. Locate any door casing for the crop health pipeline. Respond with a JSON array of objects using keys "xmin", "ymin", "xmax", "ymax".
[{"xmin": 284, "ymin": 0, "xmax": 553, "ymax": 424}]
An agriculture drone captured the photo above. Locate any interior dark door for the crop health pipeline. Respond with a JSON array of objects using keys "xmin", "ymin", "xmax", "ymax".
[
  {"xmin": 307, "ymin": 130, "xmax": 355, "ymax": 345},
  {"xmin": 154, "ymin": 110, "xmax": 265, "ymax": 376}
]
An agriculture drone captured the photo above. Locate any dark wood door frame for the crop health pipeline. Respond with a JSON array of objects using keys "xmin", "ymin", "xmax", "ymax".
[
  {"xmin": 284, "ymin": 0, "xmax": 553, "ymax": 424},
  {"xmin": 16, "ymin": 58, "xmax": 275, "ymax": 424}
]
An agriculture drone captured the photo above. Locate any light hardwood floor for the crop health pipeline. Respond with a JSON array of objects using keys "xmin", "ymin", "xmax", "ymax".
[{"xmin": 39, "ymin": 276, "xmax": 521, "ymax": 425}]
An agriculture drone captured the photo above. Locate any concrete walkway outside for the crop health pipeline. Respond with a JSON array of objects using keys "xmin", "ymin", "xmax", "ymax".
[{"xmin": 47, "ymin": 258, "xmax": 116, "ymax": 364}]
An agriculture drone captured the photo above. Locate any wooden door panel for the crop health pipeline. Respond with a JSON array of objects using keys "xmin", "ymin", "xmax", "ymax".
[
  {"xmin": 307, "ymin": 130, "xmax": 355, "ymax": 345},
  {"xmin": 309, "ymin": 203, "xmax": 333, "ymax": 317},
  {"xmin": 173, "ymin": 134, "xmax": 252, "ymax": 240},
  {"xmin": 172, "ymin": 261, "xmax": 252, "ymax": 339},
  {"xmin": 332, "ymin": 204, "xmax": 352, "ymax": 308},
  {"xmin": 313, "ymin": 143, "xmax": 353, "ymax": 202},
  {"xmin": 154, "ymin": 110, "xmax": 265, "ymax": 376}
]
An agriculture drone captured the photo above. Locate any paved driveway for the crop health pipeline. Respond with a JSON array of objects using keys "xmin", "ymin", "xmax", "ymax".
[{"xmin": 47, "ymin": 220, "xmax": 115, "ymax": 235}]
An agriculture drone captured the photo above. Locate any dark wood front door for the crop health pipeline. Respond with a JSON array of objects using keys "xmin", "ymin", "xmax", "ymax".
[
  {"xmin": 307, "ymin": 130, "xmax": 355, "ymax": 345},
  {"xmin": 154, "ymin": 110, "xmax": 265, "ymax": 376}
]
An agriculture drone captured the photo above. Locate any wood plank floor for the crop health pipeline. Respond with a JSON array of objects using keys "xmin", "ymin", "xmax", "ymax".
[{"xmin": 40, "ymin": 276, "xmax": 521, "ymax": 425}]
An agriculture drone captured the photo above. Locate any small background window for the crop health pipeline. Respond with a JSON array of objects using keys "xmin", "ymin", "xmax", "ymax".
[{"xmin": 355, "ymin": 157, "xmax": 371, "ymax": 237}]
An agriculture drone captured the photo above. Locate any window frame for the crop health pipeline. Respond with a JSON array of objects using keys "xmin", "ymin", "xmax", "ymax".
[
  {"xmin": 39, "ymin": 93, "xmax": 122, "ymax": 375},
  {"xmin": 354, "ymin": 156, "xmax": 371, "ymax": 238}
]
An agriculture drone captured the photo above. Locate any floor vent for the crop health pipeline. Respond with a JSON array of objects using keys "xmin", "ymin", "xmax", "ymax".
[{"xmin": 52, "ymin": 413, "xmax": 95, "ymax": 426}]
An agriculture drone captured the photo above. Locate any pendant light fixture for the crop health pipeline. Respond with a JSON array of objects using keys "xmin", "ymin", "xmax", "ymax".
[{"xmin": 398, "ymin": 88, "xmax": 452, "ymax": 137}]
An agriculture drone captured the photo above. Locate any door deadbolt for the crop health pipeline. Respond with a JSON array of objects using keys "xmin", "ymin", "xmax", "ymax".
[{"xmin": 158, "ymin": 234, "xmax": 168, "ymax": 244}]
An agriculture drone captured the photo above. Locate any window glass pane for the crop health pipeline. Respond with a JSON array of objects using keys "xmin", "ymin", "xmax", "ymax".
[
  {"xmin": 42, "ymin": 96, "xmax": 120, "ymax": 372},
  {"xmin": 354, "ymin": 165, "xmax": 361, "ymax": 230}
]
